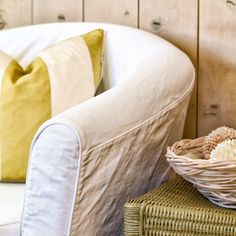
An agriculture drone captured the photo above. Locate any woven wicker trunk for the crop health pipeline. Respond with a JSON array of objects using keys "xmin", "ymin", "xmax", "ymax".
[{"xmin": 124, "ymin": 176, "xmax": 236, "ymax": 236}]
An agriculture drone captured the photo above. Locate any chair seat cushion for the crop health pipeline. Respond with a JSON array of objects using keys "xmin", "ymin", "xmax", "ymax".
[{"xmin": 0, "ymin": 183, "xmax": 25, "ymax": 236}]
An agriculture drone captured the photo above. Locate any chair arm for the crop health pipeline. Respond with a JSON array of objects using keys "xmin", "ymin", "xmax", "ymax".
[{"xmin": 21, "ymin": 49, "xmax": 194, "ymax": 236}]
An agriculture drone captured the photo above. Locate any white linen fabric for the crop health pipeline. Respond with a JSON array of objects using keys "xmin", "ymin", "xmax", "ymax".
[
  {"xmin": 0, "ymin": 23, "xmax": 195, "ymax": 236},
  {"xmin": 0, "ymin": 183, "xmax": 24, "ymax": 236},
  {"xmin": 21, "ymin": 125, "xmax": 80, "ymax": 236}
]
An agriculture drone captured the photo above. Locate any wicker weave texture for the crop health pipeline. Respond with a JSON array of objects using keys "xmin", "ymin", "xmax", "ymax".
[
  {"xmin": 124, "ymin": 176, "xmax": 236, "ymax": 236},
  {"xmin": 166, "ymin": 137, "xmax": 236, "ymax": 209}
]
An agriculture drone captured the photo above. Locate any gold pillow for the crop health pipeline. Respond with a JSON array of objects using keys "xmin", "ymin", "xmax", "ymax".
[{"xmin": 0, "ymin": 29, "xmax": 104, "ymax": 182}]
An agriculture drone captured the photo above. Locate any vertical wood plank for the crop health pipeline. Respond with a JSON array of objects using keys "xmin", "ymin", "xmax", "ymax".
[
  {"xmin": 140, "ymin": 0, "xmax": 198, "ymax": 138},
  {"xmin": 33, "ymin": 0, "xmax": 83, "ymax": 24},
  {"xmin": 84, "ymin": 0, "xmax": 138, "ymax": 27},
  {"xmin": 198, "ymin": 0, "xmax": 236, "ymax": 136},
  {"xmin": 0, "ymin": 0, "xmax": 32, "ymax": 29}
]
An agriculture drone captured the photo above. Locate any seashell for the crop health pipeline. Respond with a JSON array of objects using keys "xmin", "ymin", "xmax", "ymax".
[
  {"xmin": 203, "ymin": 126, "xmax": 236, "ymax": 159},
  {"xmin": 210, "ymin": 139, "xmax": 236, "ymax": 161}
]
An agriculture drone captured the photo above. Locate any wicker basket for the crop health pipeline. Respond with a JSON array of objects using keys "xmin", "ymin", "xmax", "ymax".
[{"xmin": 166, "ymin": 137, "xmax": 236, "ymax": 209}]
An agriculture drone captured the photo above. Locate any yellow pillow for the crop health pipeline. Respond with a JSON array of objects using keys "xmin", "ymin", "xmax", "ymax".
[{"xmin": 0, "ymin": 29, "xmax": 104, "ymax": 182}]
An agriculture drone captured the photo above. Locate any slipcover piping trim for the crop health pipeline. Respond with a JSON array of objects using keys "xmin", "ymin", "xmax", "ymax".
[
  {"xmin": 20, "ymin": 72, "xmax": 194, "ymax": 235},
  {"xmin": 20, "ymin": 123, "xmax": 82, "ymax": 236},
  {"xmin": 54, "ymin": 73, "xmax": 194, "ymax": 158},
  {"xmin": 83, "ymin": 73, "xmax": 195, "ymax": 155},
  {"xmin": 69, "ymin": 79, "xmax": 193, "ymax": 233}
]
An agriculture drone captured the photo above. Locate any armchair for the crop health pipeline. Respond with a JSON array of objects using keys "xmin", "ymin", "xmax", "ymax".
[{"xmin": 0, "ymin": 23, "xmax": 195, "ymax": 236}]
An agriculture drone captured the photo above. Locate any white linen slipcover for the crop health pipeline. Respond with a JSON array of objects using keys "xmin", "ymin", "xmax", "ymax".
[
  {"xmin": 0, "ymin": 183, "xmax": 24, "ymax": 235},
  {"xmin": 0, "ymin": 23, "xmax": 195, "ymax": 236}
]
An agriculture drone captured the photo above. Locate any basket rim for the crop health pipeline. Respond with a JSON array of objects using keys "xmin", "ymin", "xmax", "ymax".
[
  {"xmin": 166, "ymin": 137, "xmax": 236, "ymax": 209},
  {"xmin": 166, "ymin": 138, "xmax": 236, "ymax": 166}
]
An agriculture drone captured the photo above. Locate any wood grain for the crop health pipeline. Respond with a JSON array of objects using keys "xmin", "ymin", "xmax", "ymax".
[
  {"xmin": 0, "ymin": 0, "xmax": 32, "ymax": 29},
  {"xmin": 140, "ymin": 0, "xmax": 198, "ymax": 138},
  {"xmin": 198, "ymin": 0, "xmax": 236, "ymax": 136},
  {"xmin": 84, "ymin": 0, "xmax": 138, "ymax": 27},
  {"xmin": 33, "ymin": 0, "xmax": 82, "ymax": 24}
]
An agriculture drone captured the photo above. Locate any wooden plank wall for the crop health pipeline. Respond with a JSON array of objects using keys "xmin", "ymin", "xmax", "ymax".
[
  {"xmin": 84, "ymin": 0, "xmax": 138, "ymax": 27},
  {"xmin": 0, "ymin": 0, "xmax": 234, "ymax": 138},
  {"xmin": 33, "ymin": 0, "xmax": 83, "ymax": 23},
  {"xmin": 0, "ymin": 0, "xmax": 32, "ymax": 29},
  {"xmin": 140, "ymin": 0, "xmax": 198, "ymax": 138},
  {"xmin": 198, "ymin": 0, "xmax": 236, "ymax": 136}
]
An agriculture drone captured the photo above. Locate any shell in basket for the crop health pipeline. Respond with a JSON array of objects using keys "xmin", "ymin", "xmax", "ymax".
[
  {"xmin": 203, "ymin": 126, "xmax": 236, "ymax": 159},
  {"xmin": 210, "ymin": 139, "xmax": 236, "ymax": 161}
]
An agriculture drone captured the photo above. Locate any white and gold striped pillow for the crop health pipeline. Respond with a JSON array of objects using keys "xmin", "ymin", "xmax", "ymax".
[{"xmin": 0, "ymin": 29, "xmax": 104, "ymax": 182}]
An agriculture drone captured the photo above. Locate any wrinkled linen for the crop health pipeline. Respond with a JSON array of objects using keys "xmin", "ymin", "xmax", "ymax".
[
  {"xmin": 0, "ymin": 22, "xmax": 195, "ymax": 236},
  {"xmin": 21, "ymin": 47, "xmax": 194, "ymax": 235}
]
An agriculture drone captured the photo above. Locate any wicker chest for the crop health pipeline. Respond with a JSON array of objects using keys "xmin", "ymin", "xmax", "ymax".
[{"xmin": 124, "ymin": 176, "xmax": 236, "ymax": 236}]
